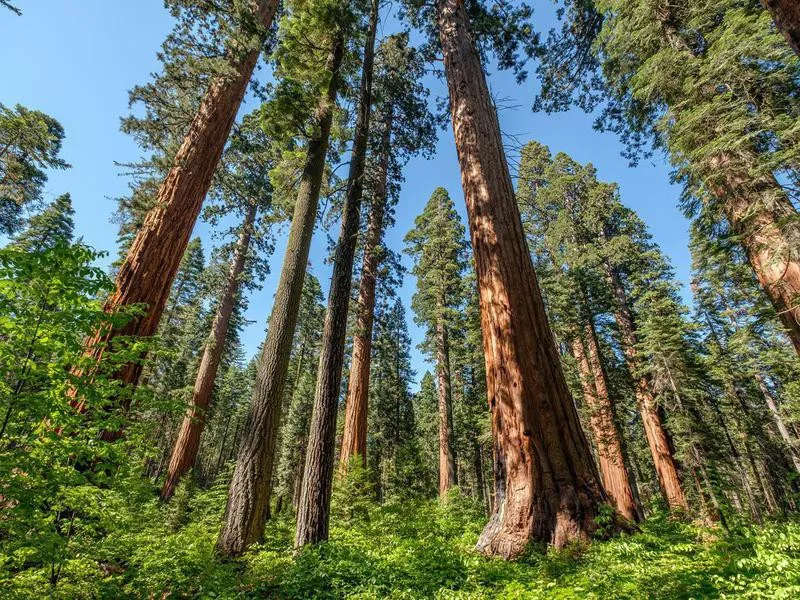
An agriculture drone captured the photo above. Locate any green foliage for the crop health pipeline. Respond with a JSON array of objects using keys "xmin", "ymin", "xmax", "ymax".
[{"xmin": 0, "ymin": 103, "xmax": 68, "ymax": 234}]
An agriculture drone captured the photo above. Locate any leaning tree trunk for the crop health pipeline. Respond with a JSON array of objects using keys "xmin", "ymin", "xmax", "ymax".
[
  {"xmin": 755, "ymin": 374, "xmax": 800, "ymax": 473},
  {"xmin": 601, "ymin": 261, "xmax": 688, "ymax": 510},
  {"xmin": 571, "ymin": 324, "xmax": 639, "ymax": 522},
  {"xmin": 762, "ymin": 0, "xmax": 800, "ymax": 57},
  {"xmin": 437, "ymin": 0, "xmax": 611, "ymax": 559},
  {"xmin": 708, "ymin": 153, "xmax": 800, "ymax": 355},
  {"xmin": 339, "ymin": 108, "xmax": 394, "ymax": 471},
  {"xmin": 215, "ymin": 40, "xmax": 345, "ymax": 558},
  {"xmin": 72, "ymin": 0, "xmax": 279, "ymax": 396},
  {"xmin": 295, "ymin": 0, "xmax": 378, "ymax": 549},
  {"xmin": 435, "ymin": 318, "xmax": 457, "ymax": 498},
  {"xmin": 161, "ymin": 200, "xmax": 258, "ymax": 501}
]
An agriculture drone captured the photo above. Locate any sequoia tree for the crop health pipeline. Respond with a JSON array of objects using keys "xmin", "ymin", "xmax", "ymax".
[
  {"xmin": 406, "ymin": 0, "xmax": 613, "ymax": 557},
  {"xmin": 762, "ymin": 0, "xmax": 800, "ymax": 56},
  {"xmin": 340, "ymin": 33, "xmax": 436, "ymax": 470},
  {"xmin": 75, "ymin": 0, "xmax": 279, "ymax": 389},
  {"xmin": 405, "ymin": 187, "xmax": 468, "ymax": 499}
]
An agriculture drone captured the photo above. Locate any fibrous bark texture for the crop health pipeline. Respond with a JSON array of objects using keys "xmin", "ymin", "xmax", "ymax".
[
  {"xmin": 571, "ymin": 324, "xmax": 639, "ymax": 522},
  {"xmin": 74, "ymin": 0, "xmax": 279, "ymax": 394},
  {"xmin": 339, "ymin": 110, "xmax": 393, "ymax": 471},
  {"xmin": 437, "ymin": 0, "xmax": 610, "ymax": 559},
  {"xmin": 762, "ymin": 0, "xmax": 800, "ymax": 57},
  {"xmin": 216, "ymin": 40, "xmax": 344, "ymax": 558},
  {"xmin": 295, "ymin": 0, "xmax": 379, "ymax": 549},
  {"xmin": 602, "ymin": 263, "xmax": 688, "ymax": 510},
  {"xmin": 709, "ymin": 154, "xmax": 800, "ymax": 355},
  {"xmin": 161, "ymin": 201, "xmax": 257, "ymax": 501}
]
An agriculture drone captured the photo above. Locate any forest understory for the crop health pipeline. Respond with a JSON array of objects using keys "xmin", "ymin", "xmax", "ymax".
[{"xmin": 3, "ymin": 0, "xmax": 800, "ymax": 597}]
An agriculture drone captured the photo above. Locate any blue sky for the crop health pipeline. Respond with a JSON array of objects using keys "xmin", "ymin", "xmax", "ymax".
[{"xmin": 1, "ymin": 1, "xmax": 691, "ymax": 390}]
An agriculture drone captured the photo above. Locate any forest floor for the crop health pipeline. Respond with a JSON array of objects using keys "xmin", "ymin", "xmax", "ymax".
[{"xmin": 4, "ymin": 481, "xmax": 800, "ymax": 598}]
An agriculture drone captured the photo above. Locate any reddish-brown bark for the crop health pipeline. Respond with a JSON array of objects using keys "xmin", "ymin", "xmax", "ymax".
[
  {"xmin": 602, "ymin": 262, "xmax": 688, "ymax": 511},
  {"xmin": 160, "ymin": 201, "xmax": 257, "ymax": 501},
  {"xmin": 437, "ymin": 0, "xmax": 610, "ymax": 558},
  {"xmin": 295, "ymin": 0, "xmax": 379, "ymax": 548},
  {"xmin": 762, "ymin": 0, "xmax": 800, "ymax": 57},
  {"xmin": 571, "ymin": 325, "xmax": 639, "ymax": 522},
  {"xmin": 435, "ymin": 318, "xmax": 457, "ymax": 498},
  {"xmin": 339, "ymin": 110, "xmax": 393, "ymax": 471},
  {"xmin": 216, "ymin": 39, "xmax": 345, "ymax": 558},
  {"xmin": 709, "ymin": 156, "xmax": 800, "ymax": 355},
  {"xmin": 72, "ymin": 0, "xmax": 279, "ymax": 396}
]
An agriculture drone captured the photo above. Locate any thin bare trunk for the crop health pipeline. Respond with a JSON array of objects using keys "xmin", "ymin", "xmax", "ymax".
[
  {"xmin": 756, "ymin": 374, "xmax": 800, "ymax": 473},
  {"xmin": 161, "ymin": 201, "xmax": 258, "ymax": 500},
  {"xmin": 437, "ymin": 0, "xmax": 610, "ymax": 558},
  {"xmin": 295, "ymin": 1, "xmax": 379, "ymax": 548},
  {"xmin": 216, "ymin": 39, "xmax": 344, "ymax": 558},
  {"xmin": 72, "ymin": 0, "xmax": 279, "ymax": 396},
  {"xmin": 339, "ymin": 108, "xmax": 394, "ymax": 471}
]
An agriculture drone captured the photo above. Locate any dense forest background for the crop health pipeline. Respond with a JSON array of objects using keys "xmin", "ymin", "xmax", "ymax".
[{"xmin": 3, "ymin": 0, "xmax": 800, "ymax": 598}]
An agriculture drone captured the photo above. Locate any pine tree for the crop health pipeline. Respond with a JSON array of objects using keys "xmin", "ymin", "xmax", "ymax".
[
  {"xmin": 296, "ymin": 0, "xmax": 380, "ymax": 549},
  {"xmin": 217, "ymin": 0, "xmax": 351, "ymax": 557},
  {"xmin": 535, "ymin": 0, "xmax": 800, "ymax": 354},
  {"xmin": 0, "ymin": 104, "xmax": 68, "ymax": 235},
  {"xmin": 11, "ymin": 193, "xmax": 74, "ymax": 251},
  {"xmin": 405, "ymin": 187, "xmax": 468, "ymax": 499}
]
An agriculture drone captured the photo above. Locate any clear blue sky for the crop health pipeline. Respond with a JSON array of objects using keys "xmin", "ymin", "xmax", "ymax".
[{"xmin": 1, "ymin": 1, "xmax": 691, "ymax": 390}]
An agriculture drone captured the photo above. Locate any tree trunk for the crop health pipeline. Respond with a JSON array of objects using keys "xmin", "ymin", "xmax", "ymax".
[
  {"xmin": 295, "ymin": 1, "xmax": 379, "ymax": 549},
  {"xmin": 708, "ymin": 154, "xmax": 800, "ymax": 355},
  {"xmin": 756, "ymin": 373, "xmax": 800, "ymax": 473},
  {"xmin": 762, "ymin": 0, "xmax": 800, "ymax": 57},
  {"xmin": 601, "ymin": 262, "xmax": 688, "ymax": 510},
  {"xmin": 215, "ymin": 39, "xmax": 344, "ymax": 558},
  {"xmin": 572, "ymin": 323, "xmax": 639, "ymax": 522},
  {"xmin": 72, "ymin": 0, "xmax": 279, "ymax": 395},
  {"xmin": 435, "ymin": 319, "xmax": 457, "ymax": 498},
  {"xmin": 339, "ymin": 107, "xmax": 394, "ymax": 471},
  {"xmin": 437, "ymin": 0, "xmax": 610, "ymax": 558},
  {"xmin": 161, "ymin": 200, "xmax": 258, "ymax": 500}
]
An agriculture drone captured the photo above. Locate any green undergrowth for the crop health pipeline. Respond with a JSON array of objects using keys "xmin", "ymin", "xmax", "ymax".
[{"xmin": 3, "ymin": 482, "xmax": 800, "ymax": 599}]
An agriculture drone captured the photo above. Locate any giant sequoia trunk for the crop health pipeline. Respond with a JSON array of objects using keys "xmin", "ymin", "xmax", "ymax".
[
  {"xmin": 571, "ymin": 324, "xmax": 639, "ymax": 522},
  {"xmin": 339, "ymin": 109, "xmax": 393, "ymax": 471},
  {"xmin": 762, "ymin": 0, "xmax": 800, "ymax": 57},
  {"xmin": 73, "ymin": 0, "xmax": 279, "ymax": 393},
  {"xmin": 161, "ymin": 200, "xmax": 257, "ymax": 501},
  {"xmin": 435, "ymin": 318, "xmax": 457, "ymax": 498},
  {"xmin": 601, "ymin": 262, "xmax": 688, "ymax": 510},
  {"xmin": 215, "ymin": 40, "xmax": 344, "ymax": 558},
  {"xmin": 295, "ymin": 0, "xmax": 378, "ymax": 549},
  {"xmin": 437, "ymin": 0, "xmax": 610, "ymax": 558},
  {"xmin": 708, "ymin": 155, "xmax": 800, "ymax": 355}
]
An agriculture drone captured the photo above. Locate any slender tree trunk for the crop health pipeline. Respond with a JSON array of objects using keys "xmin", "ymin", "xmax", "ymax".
[
  {"xmin": 435, "ymin": 318, "xmax": 457, "ymax": 498},
  {"xmin": 755, "ymin": 374, "xmax": 800, "ymax": 473},
  {"xmin": 572, "ymin": 323, "xmax": 639, "ymax": 522},
  {"xmin": 72, "ymin": 0, "xmax": 279, "ymax": 396},
  {"xmin": 762, "ymin": 0, "xmax": 800, "ymax": 57},
  {"xmin": 161, "ymin": 201, "xmax": 258, "ymax": 500},
  {"xmin": 295, "ymin": 1, "xmax": 379, "ymax": 549},
  {"xmin": 437, "ymin": 0, "xmax": 610, "ymax": 558},
  {"xmin": 601, "ymin": 262, "xmax": 688, "ymax": 510},
  {"xmin": 215, "ymin": 39, "xmax": 344, "ymax": 558},
  {"xmin": 339, "ymin": 108, "xmax": 394, "ymax": 471}
]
